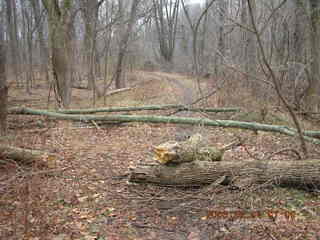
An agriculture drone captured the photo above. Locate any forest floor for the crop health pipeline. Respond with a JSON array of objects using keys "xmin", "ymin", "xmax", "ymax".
[{"xmin": 1, "ymin": 70, "xmax": 320, "ymax": 239}]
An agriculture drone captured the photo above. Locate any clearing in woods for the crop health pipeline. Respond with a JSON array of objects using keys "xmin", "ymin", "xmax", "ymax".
[{"xmin": 1, "ymin": 71, "xmax": 320, "ymax": 239}]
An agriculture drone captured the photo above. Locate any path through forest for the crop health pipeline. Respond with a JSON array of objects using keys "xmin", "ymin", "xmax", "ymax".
[{"xmin": 1, "ymin": 71, "xmax": 320, "ymax": 240}]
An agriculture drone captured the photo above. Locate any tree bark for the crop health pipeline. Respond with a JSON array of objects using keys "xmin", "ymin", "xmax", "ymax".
[
  {"xmin": 114, "ymin": 0, "xmax": 140, "ymax": 89},
  {"xmin": 0, "ymin": 86, "xmax": 7, "ymax": 136},
  {"xmin": 215, "ymin": 0, "xmax": 227, "ymax": 77},
  {"xmin": 129, "ymin": 159, "xmax": 320, "ymax": 187},
  {"xmin": 30, "ymin": 0, "xmax": 50, "ymax": 84},
  {"xmin": 42, "ymin": 0, "xmax": 75, "ymax": 108},
  {"xmin": 0, "ymin": 145, "xmax": 56, "ymax": 168},
  {"xmin": 247, "ymin": 0, "xmax": 258, "ymax": 94},
  {"xmin": 54, "ymin": 105, "xmax": 240, "ymax": 114},
  {"xmin": 5, "ymin": 0, "xmax": 20, "ymax": 84},
  {"xmin": 305, "ymin": 0, "xmax": 320, "ymax": 112},
  {"xmin": 153, "ymin": 0, "xmax": 180, "ymax": 71},
  {"xmin": 81, "ymin": 0, "xmax": 101, "ymax": 93},
  {"xmin": 0, "ymin": 15, "xmax": 7, "ymax": 136}
]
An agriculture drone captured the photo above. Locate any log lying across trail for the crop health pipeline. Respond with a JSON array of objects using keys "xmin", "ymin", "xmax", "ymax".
[
  {"xmin": 129, "ymin": 158, "xmax": 320, "ymax": 187},
  {"xmin": 10, "ymin": 105, "xmax": 241, "ymax": 115},
  {"xmin": 130, "ymin": 134, "xmax": 320, "ymax": 187},
  {"xmin": 0, "ymin": 145, "xmax": 56, "ymax": 168},
  {"xmin": 8, "ymin": 107, "xmax": 320, "ymax": 145}
]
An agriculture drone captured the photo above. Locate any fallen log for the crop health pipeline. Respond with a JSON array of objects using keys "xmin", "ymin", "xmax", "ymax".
[
  {"xmin": 128, "ymin": 159, "xmax": 320, "ymax": 187},
  {"xmin": 6, "ymin": 107, "xmax": 320, "ymax": 145},
  {"xmin": 104, "ymin": 87, "xmax": 132, "ymax": 97},
  {"xmin": 9, "ymin": 105, "xmax": 241, "ymax": 115},
  {"xmin": 0, "ymin": 145, "xmax": 56, "ymax": 168}
]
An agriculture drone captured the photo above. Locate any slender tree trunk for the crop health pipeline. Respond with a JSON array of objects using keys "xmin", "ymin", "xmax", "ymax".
[
  {"xmin": 5, "ymin": 0, "xmax": 20, "ymax": 85},
  {"xmin": 81, "ymin": 0, "xmax": 99, "ymax": 91},
  {"xmin": 305, "ymin": 0, "xmax": 320, "ymax": 112},
  {"xmin": 289, "ymin": 0, "xmax": 305, "ymax": 108},
  {"xmin": 21, "ymin": 0, "xmax": 34, "ymax": 94},
  {"xmin": 153, "ymin": 0, "xmax": 180, "ymax": 71},
  {"xmin": 240, "ymin": 0, "xmax": 248, "ymax": 79},
  {"xmin": 30, "ymin": 0, "xmax": 49, "ymax": 84},
  {"xmin": 247, "ymin": 0, "xmax": 257, "ymax": 94},
  {"xmin": 114, "ymin": 0, "xmax": 140, "ymax": 89},
  {"xmin": 0, "ymin": 18, "xmax": 7, "ymax": 136},
  {"xmin": 215, "ymin": 0, "xmax": 227, "ymax": 77}
]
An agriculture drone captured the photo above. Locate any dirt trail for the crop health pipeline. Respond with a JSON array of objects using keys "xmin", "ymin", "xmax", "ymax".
[{"xmin": 140, "ymin": 71, "xmax": 197, "ymax": 106}]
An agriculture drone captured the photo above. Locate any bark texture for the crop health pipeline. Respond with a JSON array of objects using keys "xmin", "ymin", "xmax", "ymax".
[{"xmin": 129, "ymin": 159, "xmax": 320, "ymax": 187}]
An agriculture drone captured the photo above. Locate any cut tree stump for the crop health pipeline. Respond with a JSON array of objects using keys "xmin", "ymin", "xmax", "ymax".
[
  {"xmin": 0, "ymin": 145, "xmax": 56, "ymax": 168},
  {"xmin": 128, "ymin": 159, "xmax": 320, "ymax": 187}
]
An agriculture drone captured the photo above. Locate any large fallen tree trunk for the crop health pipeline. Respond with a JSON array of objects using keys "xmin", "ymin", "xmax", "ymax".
[
  {"xmin": 9, "ymin": 105, "xmax": 240, "ymax": 115},
  {"xmin": 7, "ymin": 107, "xmax": 320, "ymax": 145},
  {"xmin": 0, "ymin": 145, "xmax": 56, "ymax": 168},
  {"xmin": 128, "ymin": 159, "xmax": 320, "ymax": 187}
]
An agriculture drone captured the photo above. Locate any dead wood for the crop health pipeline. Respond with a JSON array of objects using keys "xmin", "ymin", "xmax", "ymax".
[
  {"xmin": 128, "ymin": 159, "xmax": 320, "ymax": 187},
  {"xmin": 7, "ymin": 107, "xmax": 320, "ymax": 145},
  {"xmin": 0, "ymin": 145, "xmax": 56, "ymax": 168},
  {"xmin": 154, "ymin": 134, "xmax": 224, "ymax": 164},
  {"xmin": 9, "ymin": 105, "xmax": 240, "ymax": 115}
]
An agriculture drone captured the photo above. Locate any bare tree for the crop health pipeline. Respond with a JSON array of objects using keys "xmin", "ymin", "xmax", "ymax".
[
  {"xmin": 289, "ymin": 0, "xmax": 307, "ymax": 108},
  {"xmin": 246, "ymin": 0, "xmax": 308, "ymax": 156},
  {"xmin": 5, "ymin": 0, "xmax": 21, "ymax": 85},
  {"xmin": 114, "ymin": 0, "xmax": 141, "ymax": 89},
  {"xmin": 42, "ymin": 0, "xmax": 77, "ymax": 108},
  {"xmin": 215, "ymin": 0, "xmax": 227, "ymax": 76},
  {"xmin": 20, "ymin": 0, "xmax": 36, "ymax": 94},
  {"xmin": 81, "ymin": 0, "xmax": 104, "ymax": 93},
  {"xmin": 247, "ymin": 0, "xmax": 257, "ymax": 93},
  {"xmin": 305, "ymin": 0, "xmax": 320, "ymax": 112},
  {"xmin": 0, "ymin": 7, "xmax": 7, "ymax": 136},
  {"xmin": 152, "ymin": 0, "xmax": 180, "ymax": 71},
  {"xmin": 30, "ymin": 0, "xmax": 50, "ymax": 84},
  {"xmin": 181, "ymin": 0, "xmax": 216, "ymax": 75}
]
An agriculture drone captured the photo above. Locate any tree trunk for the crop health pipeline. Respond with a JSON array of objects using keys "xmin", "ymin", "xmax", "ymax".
[
  {"xmin": 215, "ymin": 0, "xmax": 227, "ymax": 77},
  {"xmin": 247, "ymin": 0, "xmax": 258, "ymax": 94},
  {"xmin": 114, "ymin": 0, "xmax": 140, "ymax": 89},
  {"xmin": 5, "ymin": 0, "xmax": 20, "ymax": 85},
  {"xmin": 81, "ymin": 0, "xmax": 100, "ymax": 92},
  {"xmin": 0, "ymin": 16, "xmax": 7, "ymax": 136},
  {"xmin": 42, "ymin": 0, "xmax": 74, "ymax": 108},
  {"xmin": 129, "ymin": 159, "xmax": 320, "ymax": 187},
  {"xmin": 152, "ymin": 0, "xmax": 179, "ymax": 71},
  {"xmin": 30, "ymin": 0, "xmax": 50, "ymax": 84},
  {"xmin": 305, "ymin": 0, "xmax": 320, "ymax": 112},
  {"xmin": 288, "ymin": 0, "xmax": 305, "ymax": 107}
]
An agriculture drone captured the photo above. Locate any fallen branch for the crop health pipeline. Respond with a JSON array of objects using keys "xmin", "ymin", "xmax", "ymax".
[
  {"xmin": 104, "ymin": 87, "xmax": 132, "ymax": 97},
  {"xmin": 10, "ymin": 105, "xmax": 240, "ymax": 115},
  {"xmin": 7, "ymin": 107, "xmax": 320, "ymax": 144}
]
